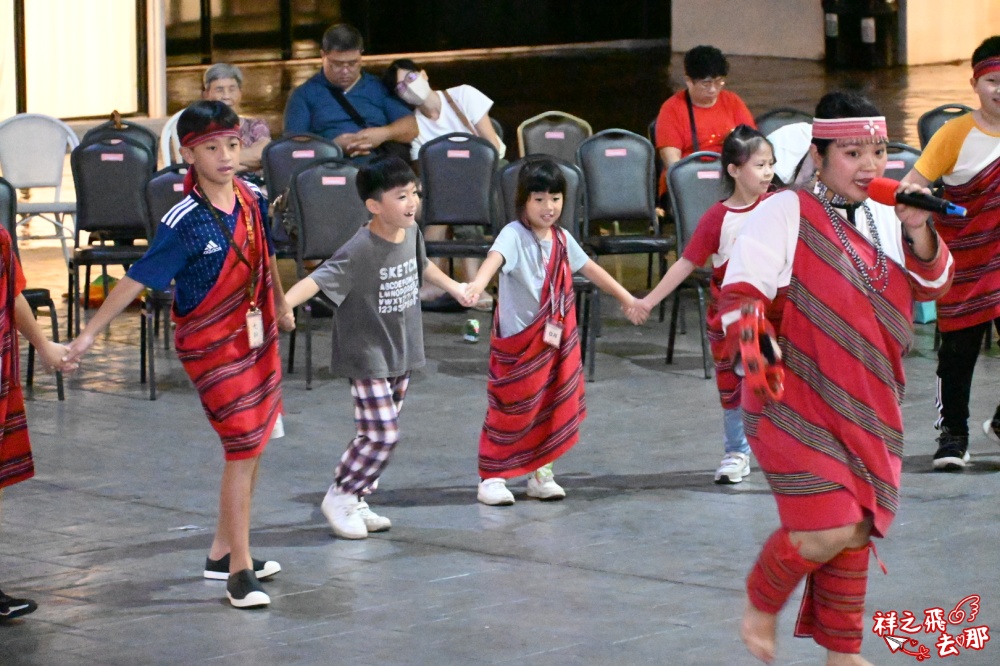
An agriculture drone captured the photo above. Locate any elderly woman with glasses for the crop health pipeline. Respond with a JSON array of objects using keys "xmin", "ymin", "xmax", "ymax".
[
  {"xmin": 654, "ymin": 45, "xmax": 755, "ymax": 194},
  {"xmin": 202, "ymin": 63, "xmax": 271, "ymax": 174},
  {"xmin": 382, "ymin": 58, "xmax": 506, "ymax": 311}
]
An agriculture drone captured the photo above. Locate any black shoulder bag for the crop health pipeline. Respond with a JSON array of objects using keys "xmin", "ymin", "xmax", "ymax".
[{"xmin": 327, "ymin": 85, "xmax": 412, "ymax": 162}]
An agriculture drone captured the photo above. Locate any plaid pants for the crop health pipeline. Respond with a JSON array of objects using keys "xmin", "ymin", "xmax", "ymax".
[{"xmin": 335, "ymin": 373, "xmax": 410, "ymax": 496}]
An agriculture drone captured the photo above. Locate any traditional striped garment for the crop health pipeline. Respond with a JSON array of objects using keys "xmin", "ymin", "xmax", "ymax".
[
  {"xmin": 478, "ymin": 228, "xmax": 586, "ymax": 478},
  {"xmin": 736, "ymin": 191, "xmax": 944, "ymax": 538},
  {"xmin": 172, "ymin": 180, "xmax": 282, "ymax": 461},
  {"xmin": 0, "ymin": 229, "xmax": 29, "ymax": 489},
  {"xmin": 933, "ymin": 156, "xmax": 1000, "ymax": 332}
]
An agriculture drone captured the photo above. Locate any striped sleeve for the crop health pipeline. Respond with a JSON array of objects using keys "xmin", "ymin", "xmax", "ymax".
[{"xmin": 903, "ymin": 229, "xmax": 954, "ymax": 302}]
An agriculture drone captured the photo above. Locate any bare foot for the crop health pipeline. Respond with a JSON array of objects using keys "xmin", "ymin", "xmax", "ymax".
[
  {"xmin": 826, "ymin": 652, "xmax": 873, "ymax": 666},
  {"xmin": 741, "ymin": 601, "xmax": 777, "ymax": 663}
]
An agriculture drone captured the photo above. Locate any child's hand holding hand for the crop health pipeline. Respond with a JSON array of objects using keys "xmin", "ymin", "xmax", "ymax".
[
  {"xmin": 622, "ymin": 297, "xmax": 651, "ymax": 325},
  {"xmin": 275, "ymin": 297, "xmax": 296, "ymax": 332},
  {"xmin": 462, "ymin": 281, "xmax": 484, "ymax": 308},
  {"xmin": 39, "ymin": 341, "xmax": 71, "ymax": 373},
  {"xmin": 62, "ymin": 335, "xmax": 94, "ymax": 373}
]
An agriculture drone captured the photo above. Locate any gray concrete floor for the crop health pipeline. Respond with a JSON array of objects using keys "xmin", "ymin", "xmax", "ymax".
[{"xmin": 2, "ymin": 245, "xmax": 1000, "ymax": 665}]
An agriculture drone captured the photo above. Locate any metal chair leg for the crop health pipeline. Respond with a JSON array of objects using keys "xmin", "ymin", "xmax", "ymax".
[
  {"xmin": 148, "ymin": 303, "xmax": 157, "ymax": 401},
  {"xmin": 695, "ymin": 284, "xmax": 712, "ymax": 379},
  {"xmin": 305, "ymin": 302, "xmax": 313, "ymax": 390},
  {"xmin": 666, "ymin": 291, "xmax": 681, "ymax": 364},
  {"xmin": 47, "ymin": 299, "xmax": 64, "ymax": 401},
  {"xmin": 587, "ymin": 291, "xmax": 599, "ymax": 382},
  {"xmin": 286, "ymin": 307, "xmax": 297, "ymax": 374},
  {"xmin": 140, "ymin": 306, "xmax": 147, "ymax": 384}
]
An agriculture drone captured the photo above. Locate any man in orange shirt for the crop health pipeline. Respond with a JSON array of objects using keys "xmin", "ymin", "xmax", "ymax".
[{"xmin": 655, "ymin": 45, "xmax": 755, "ymax": 194}]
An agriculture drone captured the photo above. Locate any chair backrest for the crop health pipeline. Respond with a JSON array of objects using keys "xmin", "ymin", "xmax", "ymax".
[
  {"xmin": 517, "ymin": 111, "xmax": 593, "ymax": 163},
  {"xmin": 490, "ymin": 117, "xmax": 504, "ymax": 142},
  {"xmin": 418, "ymin": 132, "xmax": 498, "ymax": 229},
  {"xmin": 81, "ymin": 120, "xmax": 159, "ymax": 159},
  {"xmin": 883, "ymin": 142, "xmax": 921, "ymax": 182},
  {"xmin": 917, "ymin": 103, "xmax": 972, "ymax": 149},
  {"xmin": 667, "ymin": 151, "xmax": 724, "ymax": 252},
  {"xmin": 159, "ymin": 110, "xmax": 184, "ymax": 167},
  {"xmin": 0, "ymin": 113, "xmax": 80, "ymax": 189},
  {"xmin": 262, "ymin": 133, "xmax": 342, "ymax": 197},
  {"xmin": 144, "ymin": 165, "xmax": 189, "ymax": 240},
  {"xmin": 755, "ymin": 107, "xmax": 813, "ymax": 139},
  {"xmin": 0, "ymin": 177, "xmax": 15, "ymax": 248},
  {"xmin": 497, "ymin": 155, "xmax": 585, "ymax": 240},
  {"xmin": 577, "ymin": 128, "xmax": 657, "ymax": 233},
  {"xmin": 289, "ymin": 157, "xmax": 369, "ymax": 263},
  {"xmin": 71, "ymin": 136, "xmax": 156, "ymax": 238}
]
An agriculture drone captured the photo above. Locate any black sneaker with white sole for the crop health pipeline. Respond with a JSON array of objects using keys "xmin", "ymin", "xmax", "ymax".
[
  {"xmin": 204, "ymin": 554, "xmax": 281, "ymax": 581},
  {"xmin": 932, "ymin": 431, "xmax": 970, "ymax": 471},
  {"xmin": 226, "ymin": 569, "xmax": 270, "ymax": 609},
  {"xmin": 0, "ymin": 590, "xmax": 38, "ymax": 621}
]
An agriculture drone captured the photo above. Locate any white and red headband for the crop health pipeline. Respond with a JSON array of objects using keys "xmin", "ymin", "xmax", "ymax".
[
  {"xmin": 180, "ymin": 122, "xmax": 241, "ymax": 148},
  {"xmin": 811, "ymin": 116, "xmax": 888, "ymax": 144}
]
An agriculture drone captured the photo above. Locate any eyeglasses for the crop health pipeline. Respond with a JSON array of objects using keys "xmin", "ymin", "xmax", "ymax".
[
  {"xmin": 694, "ymin": 77, "xmax": 726, "ymax": 91},
  {"xmin": 325, "ymin": 57, "xmax": 362, "ymax": 72},
  {"xmin": 395, "ymin": 71, "xmax": 419, "ymax": 95}
]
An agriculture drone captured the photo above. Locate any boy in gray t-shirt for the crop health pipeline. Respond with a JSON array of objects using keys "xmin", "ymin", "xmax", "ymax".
[{"xmin": 284, "ymin": 156, "xmax": 467, "ymax": 540}]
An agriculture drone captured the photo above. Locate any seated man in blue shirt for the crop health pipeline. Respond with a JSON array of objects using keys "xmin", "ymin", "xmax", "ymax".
[{"xmin": 284, "ymin": 23, "xmax": 417, "ymax": 161}]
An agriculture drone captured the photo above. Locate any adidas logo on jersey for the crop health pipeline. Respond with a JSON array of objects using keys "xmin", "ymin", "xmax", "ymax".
[{"xmin": 203, "ymin": 240, "xmax": 223, "ymax": 255}]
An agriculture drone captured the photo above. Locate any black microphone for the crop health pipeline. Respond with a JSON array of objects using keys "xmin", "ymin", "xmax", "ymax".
[{"xmin": 868, "ymin": 178, "xmax": 967, "ymax": 217}]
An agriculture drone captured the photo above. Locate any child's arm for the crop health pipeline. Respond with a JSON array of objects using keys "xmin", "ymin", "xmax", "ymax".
[
  {"xmin": 578, "ymin": 259, "xmax": 645, "ymax": 325},
  {"xmin": 283, "ymin": 276, "xmax": 321, "ymax": 310},
  {"xmin": 462, "ymin": 251, "xmax": 504, "ymax": 307},
  {"xmin": 64, "ymin": 276, "xmax": 147, "ymax": 365},
  {"xmin": 638, "ymin": 257, "xmax": 697, "ymax": 310},
  {"xmin": 268, "ymin": 260, "xmax": 295, "ymax": 331},
  {"xmin": 422, "ymin": 262, "xmax": 468, "ymax": 303},
  {"xmin": 14, "ymin": 295, "xmax": 69, "ymax": 372}
]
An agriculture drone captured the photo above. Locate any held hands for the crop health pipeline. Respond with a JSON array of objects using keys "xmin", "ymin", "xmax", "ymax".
[
  {"xmin": 334, "ymin": 132, "xmax": 373, "ymax": 158},
  {"xmin": 60, "ymin": 334, "xmax": 95, "ymax": 374},
  {"xmin": 621, "ymin": 296, "xmax": 651, "ymax": 326},
  {"xmin": 38, "ymin": 341, "xmax": 73, "ymax": 374},
  {"xmin": 275, "ymin": 298, "xmax": 296, "ymax": 332},
  {"xmin": 461, "ymin": 281, "xmax": 485, "ymax": 308}
]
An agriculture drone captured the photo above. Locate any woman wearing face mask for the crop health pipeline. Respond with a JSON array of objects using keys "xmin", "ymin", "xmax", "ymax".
[
  {"xmin": 382, "ymin": 59, "xmax": 505, "ymax": 162},
  {"xmin": 383, "ymin": 59, "xmax": 506, "ymax": 311}
]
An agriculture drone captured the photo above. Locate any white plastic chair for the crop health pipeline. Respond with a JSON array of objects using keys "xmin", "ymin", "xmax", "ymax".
[
  {"xmin": 0, "ymin": 113, "xmax": 80, "ymax": 264},
  {"xmin": 159, "ymin": 110, "xmax": 183, "ymax": 167}
]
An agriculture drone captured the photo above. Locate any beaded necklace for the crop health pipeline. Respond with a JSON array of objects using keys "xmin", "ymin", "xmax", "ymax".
[{"xmin": 815, "ymin": 180, "xmax": 889, "ymax": 294}]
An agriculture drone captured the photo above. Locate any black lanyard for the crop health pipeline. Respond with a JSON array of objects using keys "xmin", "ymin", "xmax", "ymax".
[{"xmin": 194, "ymin": 185, "xmax": 258, "ymax": 308}]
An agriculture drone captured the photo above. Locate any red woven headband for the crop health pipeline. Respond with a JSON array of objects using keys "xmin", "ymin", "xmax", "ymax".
[
  {"xmin": 180, "ymin": 122, "xmax": 241, "ymax": 148},
  {"xmin": 974, "ymin": 56, "xmax": 1000, "ymax": 78},
  {"xmin": 812, "ymin": 116, "xmax": 887, "ymax": 143}
]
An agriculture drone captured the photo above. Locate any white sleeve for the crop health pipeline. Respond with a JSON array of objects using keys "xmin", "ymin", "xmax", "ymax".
[
  {"xmin": 721, "ymin": 189, "xmax": 800, "ymax": 300},
  {"xmin": 452, "ymin": 85, "xmax": 494, "ymax": 124}
]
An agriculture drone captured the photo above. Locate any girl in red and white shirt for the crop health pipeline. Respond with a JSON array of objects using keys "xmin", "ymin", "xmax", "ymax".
[{"xmin": 637, "ymin": 125, "xmax": 774, "ymax": 484}]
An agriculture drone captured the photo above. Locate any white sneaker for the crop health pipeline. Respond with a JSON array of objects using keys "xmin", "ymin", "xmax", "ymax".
[
  {"xmin": 526, "ymin": 467, "xmax": 566, "ymax": 500},
  {"xmin": 715, "ymin": 452, "xmax": 751, "ymax": 484},
  {"xmin": 983, "ymin": 418, "xmax": 1000, "ymax": 443},
  {"xmin": 478, "ymin": 478, "xmax": 515, "ymax": 506},
  {"xmin": 320, "ymin": 486, "xmax": 368, "ymax": 539},
  {"xmin": 357, "ymin": 500, "xmax": 391, "ymax": 532}
]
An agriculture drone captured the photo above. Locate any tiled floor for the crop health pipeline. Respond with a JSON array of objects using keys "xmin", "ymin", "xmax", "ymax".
[{"xmin": 2, "ymin": 240, "xmax": 1000, "ymax": 665}]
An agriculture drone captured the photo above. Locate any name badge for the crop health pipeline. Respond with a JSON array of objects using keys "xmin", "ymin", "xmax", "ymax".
[
  {"xmin": 543, "ymin": 320, "xmax": 563, "ymax": 348},
  {"xmin": 246, "ymin": 308, "xmax": 264, "ymax": 349}
]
